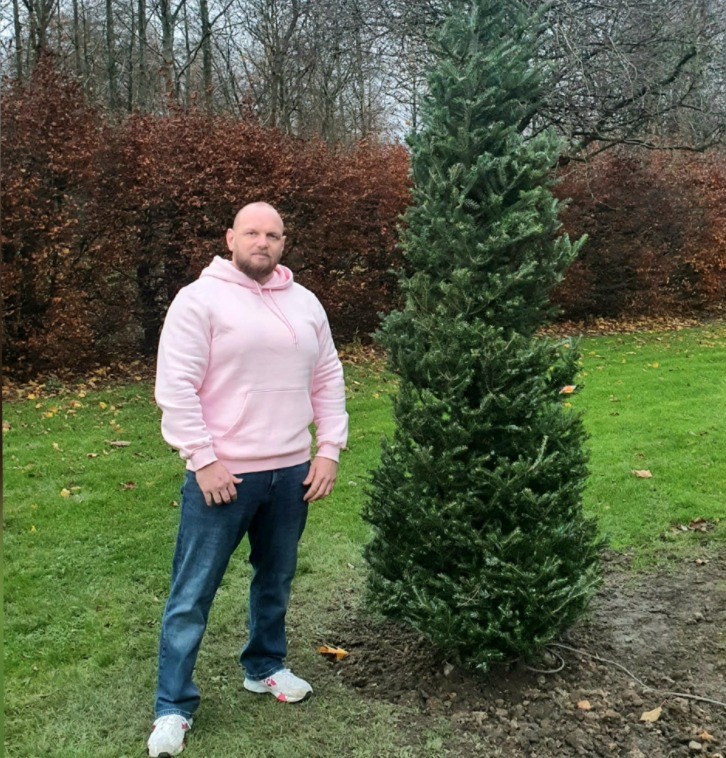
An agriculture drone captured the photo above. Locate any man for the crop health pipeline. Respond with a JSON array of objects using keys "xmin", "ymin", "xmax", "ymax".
[{"xmin": 148, "ymin": 202, "xmax": 348, "ymax": 757}]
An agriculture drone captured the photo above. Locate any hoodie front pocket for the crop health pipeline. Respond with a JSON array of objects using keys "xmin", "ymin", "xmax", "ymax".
[{"xmin": 220, "ymin": 388, "xmax": 314, "ymax": 447}]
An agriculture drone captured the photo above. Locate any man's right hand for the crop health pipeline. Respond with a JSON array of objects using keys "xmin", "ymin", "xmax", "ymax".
[{"xmin": 195, "ymin": 461, "xmax": 243, "ymax": 506}]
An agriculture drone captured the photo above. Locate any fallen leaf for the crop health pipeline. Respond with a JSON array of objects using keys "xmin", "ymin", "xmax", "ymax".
[
  {"xmin": 30, "ymin": 525, "xmax": 37, "ymax": 533},
  {"xmin": 60, "ymin": 488, "xmax": 71, "ymax": 498},
  {"xmin": 318, "ymin": 645, "xmax": 349, "ymax": 661},
  {"xmin": 651, "ymin": 362, "xmax": 660, "ymax": 369},
  {"xmin": 99, "ymin": 401, "xmax": 108, "ymax": 410},
  {"xmin": 2, "ymin": 421, "xmax": 11, "ymax": 433},
  {"xmin": 695, "ymin": 559, "xmax": 709, "ymax": 566},
  {"xmin": 86, "ymin": 453, "xmax": 99, "ymax": 459},
  {"xmin": 170, "ymin": 500, "xmax": 179, "ymax": 508},
  {"xmin": 632, "ymin": 470, "xmax": 653, "ymax": 478},
  {"xmin": 576, "ymin": 700, "xmax": 592, "ymax": 711},
  {"xmin": 106, "ymin": 440, "xmax": 131, "ymax": 447},
  {"xmin": 121, "ymin": 481, "xmax": 137, "ymax": 490},
  {"xmin": 559, "ymin": 385, "xmax": 577, "ymax": 395},
  {"xmin": 698, "ymin": 731, "xmax": 715, "ymax": 742},
  {"xmin": 688, "ymin": 518, "xmax": 712, "ymax": 532},
  {"xmin": 640, "ymin": 706, "xmax": 662, "ymax": 722},
  {"xmin": 52, "ymin": 442, "xmax": 61, "ymax": 450}
]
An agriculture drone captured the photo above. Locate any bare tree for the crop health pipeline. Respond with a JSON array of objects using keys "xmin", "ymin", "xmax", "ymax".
[
  {"xmin": 21, "ymin": 0, "xmax": 59, "ymax": 61},
  {"xmin": 105, "ymin": 0, "xmax": 119, "ymax": 107},
  {"xmin": 1, "ymin": 0, "xmax": 722, "ymax": 151}
]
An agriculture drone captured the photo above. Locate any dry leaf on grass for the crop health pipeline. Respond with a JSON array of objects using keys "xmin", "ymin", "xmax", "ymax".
[
  {"xmin": 106, "ymin": 440, "xmax": 131, "ymax": 447},
  {"xmin": 640, "ymin": 706, "xmax": 662, "ymax": 722},
  {"xmin": 318, "ymin": 645, "xmax": 349, "ymax": 661},
  {"xmin": 559, "ymin": 385, "xmax": 577, "ymax": 395},
  {"xmin": 60, "ymin": 488, "xmax": 71, "ymax": 498},
  {"xmin": 632, "ymin": 469, "xmax": 653, "ymax": 479},
  {"xmin": 576, "ymin": 700, "xmax": 592, "ymax": 711}
]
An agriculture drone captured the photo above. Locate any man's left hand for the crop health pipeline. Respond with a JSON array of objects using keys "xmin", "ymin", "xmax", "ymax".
[{"xmin": 303, "ymin": 457, "xmax": 338, "ymax": 502}]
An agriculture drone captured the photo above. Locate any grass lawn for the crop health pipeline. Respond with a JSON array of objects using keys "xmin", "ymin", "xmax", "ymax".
[{"xmin": 3, "ymin": 323, "xmax": 724, "ymax": 756}]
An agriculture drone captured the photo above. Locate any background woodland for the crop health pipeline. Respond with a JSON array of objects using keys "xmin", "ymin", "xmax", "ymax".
[{"xmin": 2, "ymin": 0, "xmax": 725, "ymax": 375}]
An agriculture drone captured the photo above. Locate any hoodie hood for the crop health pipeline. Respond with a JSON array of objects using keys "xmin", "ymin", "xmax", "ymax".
[
  {"xmin": 200, "ymin": 255, "xmax": 299, "ymax": 347},
  {"xmin": 200, "ymin": 255, "xmax": 294, "ymax": 291}
]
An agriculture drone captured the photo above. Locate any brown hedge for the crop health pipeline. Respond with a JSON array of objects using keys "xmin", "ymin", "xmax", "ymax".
[
  {"xmin": 553, "ymin": 148, "xmax": 726, "ymax": 320},
  {"xmin": 3, "ymin": 64, "xmax": 724, "ymax": 377},
  {"xmin": 2, "ymin": 62, "xmax": 410, "ymax": 375}
]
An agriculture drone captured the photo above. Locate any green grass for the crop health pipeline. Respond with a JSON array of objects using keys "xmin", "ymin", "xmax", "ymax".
[
  {"xmin": 571, "ymin": 324, "xmax": 725, "ymax": 561},
  {"xmin": 3, "ymin": 324, "xmax": 725, "ymax": 755}
]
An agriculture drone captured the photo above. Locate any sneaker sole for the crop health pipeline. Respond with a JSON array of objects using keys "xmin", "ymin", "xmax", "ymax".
[
  {"xmin": 149, "ymin": 748, "xmax": 185, "ymax": 758},
  {"xmin": 243, "ymin": 680, "xmax": 312, "ymax": 703}
]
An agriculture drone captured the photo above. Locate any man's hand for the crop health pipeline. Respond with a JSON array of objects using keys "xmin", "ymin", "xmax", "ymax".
[
  {"xmin": 303, "ymin": 457, "xmax": 338, "ymax": 502},
  {"xmin": 195, "ymin": 461, "xmax": 243, "ymax": 506}
]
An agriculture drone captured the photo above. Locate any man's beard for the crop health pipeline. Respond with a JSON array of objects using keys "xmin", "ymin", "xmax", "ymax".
[{"xmin": 234, "ymin": 255, "xmax": 277, "ymax": 282}]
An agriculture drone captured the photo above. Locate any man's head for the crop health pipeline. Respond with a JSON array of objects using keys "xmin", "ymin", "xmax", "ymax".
[{"xmin": 226, "ymin": 202, "xmax": 286, "ymax": 283}]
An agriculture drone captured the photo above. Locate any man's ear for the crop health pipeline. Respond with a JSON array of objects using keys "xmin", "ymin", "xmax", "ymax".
[{"xmin": 225, "ymin": 228, "xmax": 235, "ymax": 251}]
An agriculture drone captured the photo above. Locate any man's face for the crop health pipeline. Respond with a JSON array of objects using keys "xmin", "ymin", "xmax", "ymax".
[{"xmin": 226, "ymin": 206, "xmax": 286, "ymax": 283}]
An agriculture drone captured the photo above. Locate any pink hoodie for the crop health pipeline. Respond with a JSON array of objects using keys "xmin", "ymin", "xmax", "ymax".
[{"xmin": 155, "ymin": 256, "xmax": 348, "ymax": 474}]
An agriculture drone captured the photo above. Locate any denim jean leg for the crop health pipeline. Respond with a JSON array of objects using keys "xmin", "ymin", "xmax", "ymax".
[
  {"xmin": 240, "ymin": 462, "xmax": 310, "ymax": 680},
  {"xmin": 155, "ymin": 471, "xmax": 252, "ymax": 717}
]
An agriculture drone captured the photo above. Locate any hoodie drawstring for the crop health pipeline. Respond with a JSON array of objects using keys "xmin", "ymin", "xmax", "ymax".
[{"xmin": 254, "ymin": 281, "xmax": 299, "ymax": 348}]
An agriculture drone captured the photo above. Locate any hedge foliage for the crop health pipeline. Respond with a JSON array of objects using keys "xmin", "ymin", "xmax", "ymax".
[
  {"xmin": 2, "ymin": 63, "xmax": 724, "ymax": 376},
  {"xmin": 2, "ymin": 62, "xmax": 410, "ymax": 374},
  {"xmin": 554, "ymin": 149, "xmax": 726, "ymax": 319}
]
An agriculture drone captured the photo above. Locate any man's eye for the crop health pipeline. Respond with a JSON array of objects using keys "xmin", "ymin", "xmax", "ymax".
[{"xmin": 268, "ymin": 235, "xmax": 281, "ymax": 241}]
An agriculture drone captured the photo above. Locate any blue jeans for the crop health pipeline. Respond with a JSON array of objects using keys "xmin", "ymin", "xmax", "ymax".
[{"xmin": 154, "ymin": 462, "xmax": 310, "ymax": 718}]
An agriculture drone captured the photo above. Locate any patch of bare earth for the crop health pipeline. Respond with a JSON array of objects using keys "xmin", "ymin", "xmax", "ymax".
[{"xmin": 325, "ymin": 552, "xmax": 726, "ymax": 757}]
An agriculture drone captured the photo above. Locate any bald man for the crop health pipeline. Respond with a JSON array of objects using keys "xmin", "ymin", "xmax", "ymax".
[{"xmin": 148, "ymin": 203, "xmax": 348, "ymax": 757}]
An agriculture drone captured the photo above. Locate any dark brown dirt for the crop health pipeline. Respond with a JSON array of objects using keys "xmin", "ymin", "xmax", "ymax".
[{"xmin": 325, "ymin": 551, "xmax": 726, "ymax": 757}]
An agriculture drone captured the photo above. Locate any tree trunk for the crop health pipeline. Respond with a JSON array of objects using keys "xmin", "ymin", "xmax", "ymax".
[
  {"xmin": 106, "ymin": 0, "xmax": 119, "ymax": 109},
  {"xmin": 182, "ymin": 0, "xmax": 191, "ymax": 106},
  {"xmin": 199, "ymin": 0, "xmax": 213, "ymax": 110},
  {"xmin": 127, "ymin": 0, "xmax": 136, "ymax": 111},
  {"xmin": 12, "ymin": 0, "xmax": 23, "ymax": 79},
  {"xmin": 71, "ymin": 0, "xmax": 82, "ymax": 76},
  {"xmin": 137, "ymin": 0, "xmax": 148, "ymax": 110},
  {"xmin": 159, "ymin": 0, "xmax": 176, "ymax": 104}
]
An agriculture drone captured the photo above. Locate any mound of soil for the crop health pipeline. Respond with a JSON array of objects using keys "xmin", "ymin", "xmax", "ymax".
[{"xmin": 327, "ymin": 552, "xmax": 726, "ymax": 757}]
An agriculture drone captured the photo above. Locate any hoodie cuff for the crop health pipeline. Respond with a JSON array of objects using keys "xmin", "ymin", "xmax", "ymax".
[
  {"xmin": 315, "ymin": 444, "xmax": 341, "ymax": 463},
  {"xmin": 188, "ymin": 445, "xmax": 218, "ymax": 472}
]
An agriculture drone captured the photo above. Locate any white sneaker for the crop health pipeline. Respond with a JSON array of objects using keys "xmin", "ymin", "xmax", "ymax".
[
  {"xmin": 243, "ymin": 668, "xmax": 313, "ymax": 703},
  {"xmin": 147, "ymin": 714, "xmax": 193, "ymax": 757}
]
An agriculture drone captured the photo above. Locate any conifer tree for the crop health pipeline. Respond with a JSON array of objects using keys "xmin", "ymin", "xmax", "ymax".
[{"xmin": 363, "ymin": 0, "xmax": 604, "ymax": 671}]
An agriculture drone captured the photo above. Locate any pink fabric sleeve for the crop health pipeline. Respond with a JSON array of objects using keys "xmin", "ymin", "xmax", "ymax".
[
  {"xmin": 311, "ymin": 302, "xmax": 349, "ymax": 462},
  {"xmin": 155, "ymin": 288, "xmax": 218, "ymax": 471}
]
